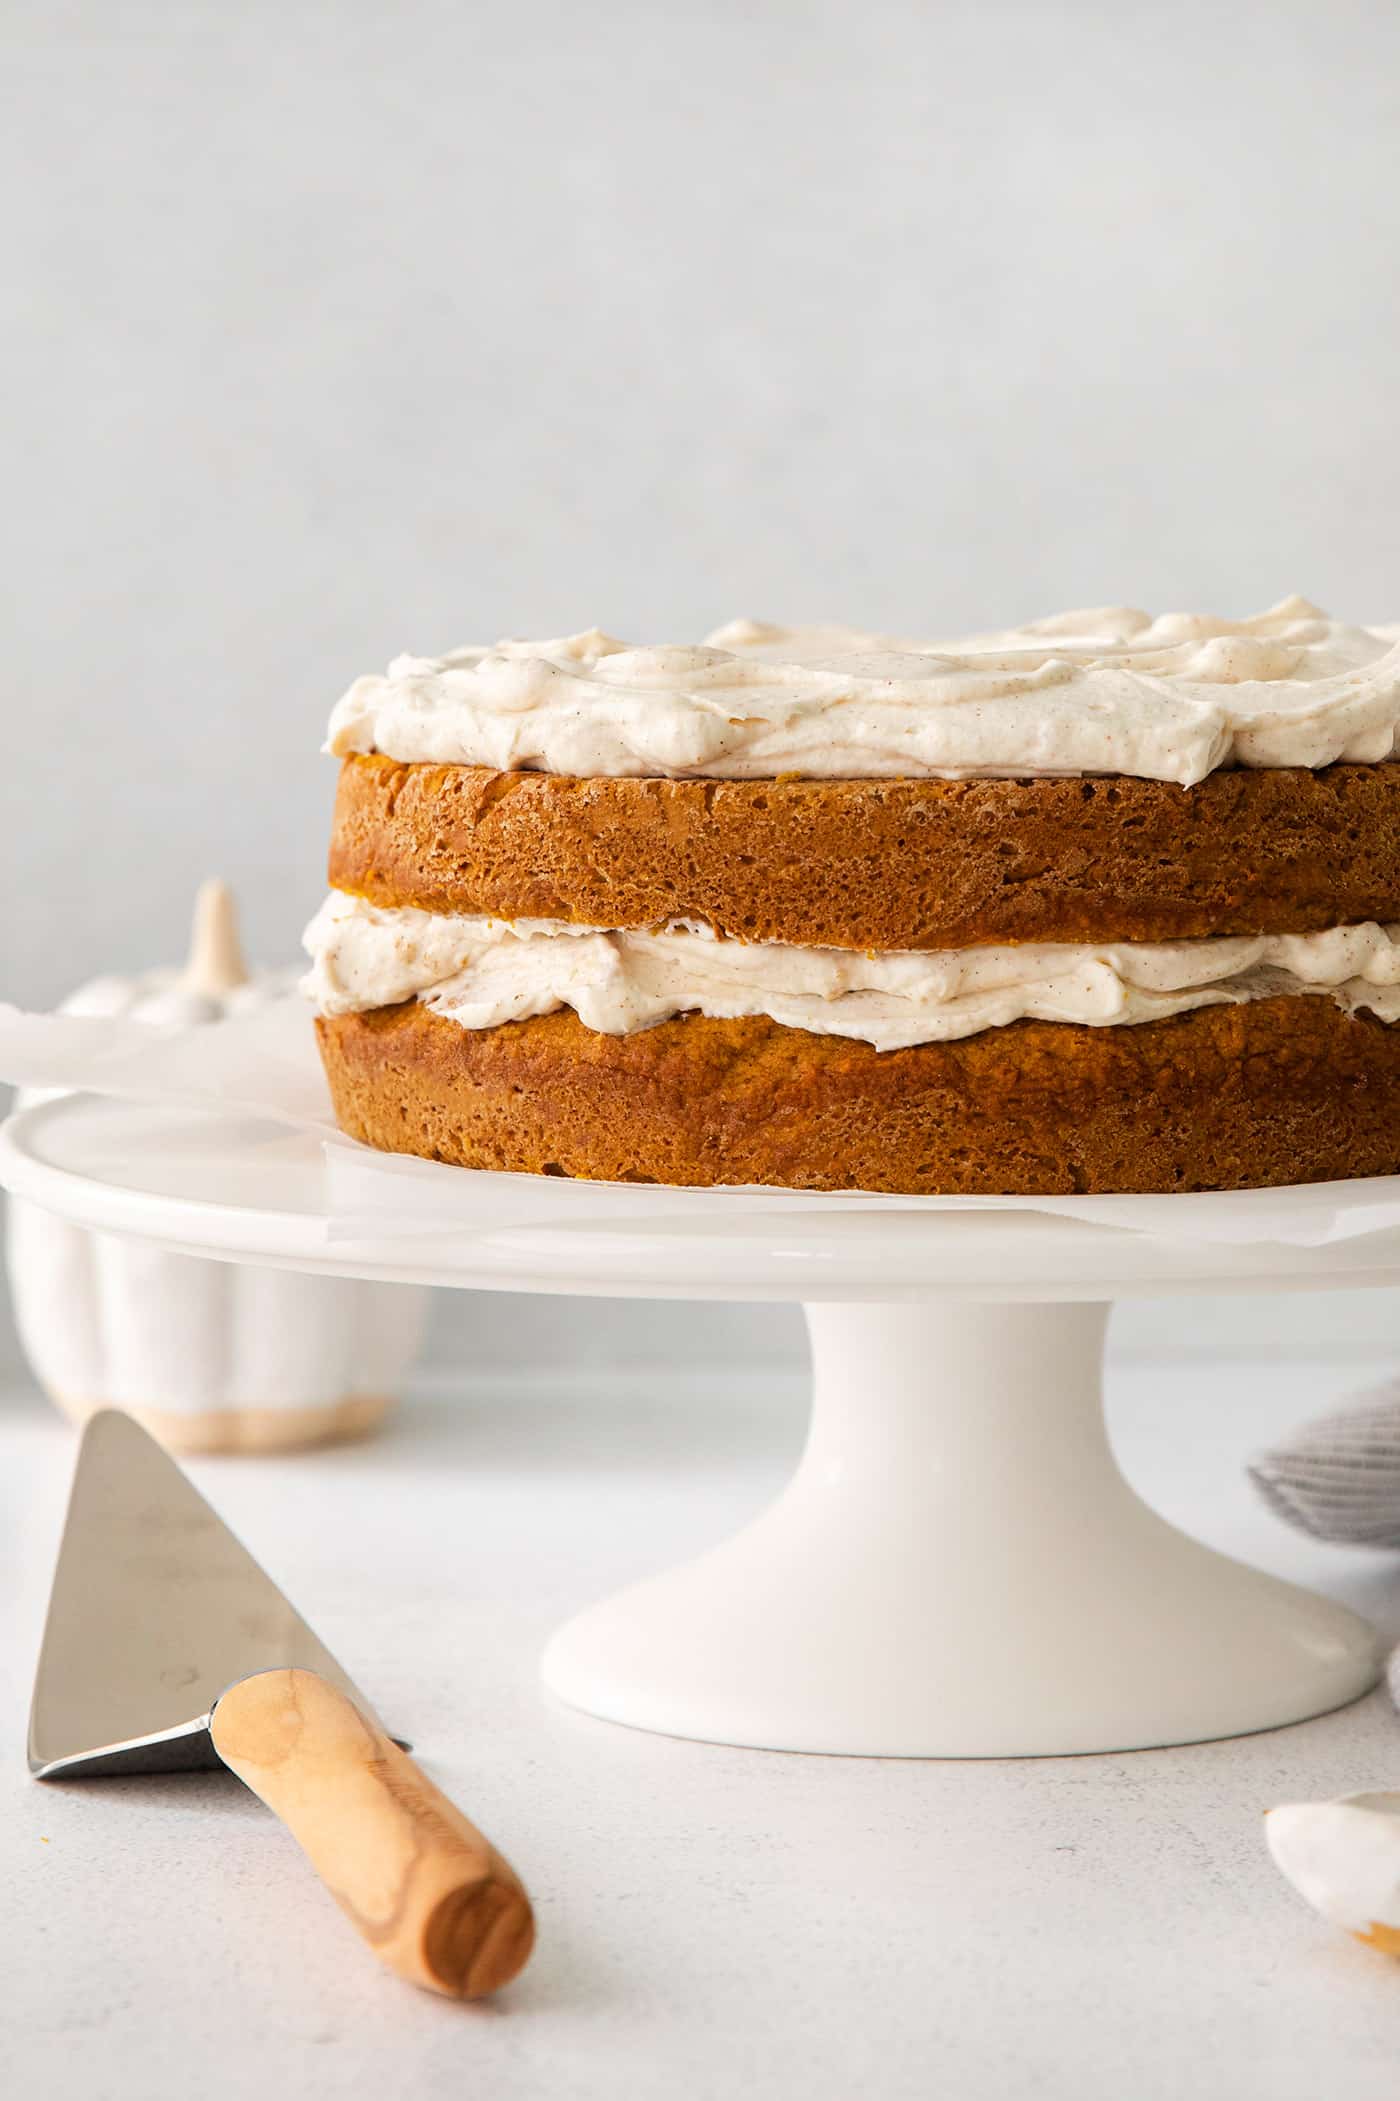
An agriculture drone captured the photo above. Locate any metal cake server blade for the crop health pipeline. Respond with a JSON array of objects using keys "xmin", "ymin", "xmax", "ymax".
[
  {"xmin": 29, "ymin": 1407, "xmax": 394, "ymax": 1778},
  {"xmin": 26, "ymin": 1409, "xmax": 534, "ymax": 2000}
]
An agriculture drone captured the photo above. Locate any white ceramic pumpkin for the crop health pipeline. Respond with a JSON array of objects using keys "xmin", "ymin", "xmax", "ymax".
[{"xmin": 4, "ymin": 882, "xmax": 429, "ymax": 1453}]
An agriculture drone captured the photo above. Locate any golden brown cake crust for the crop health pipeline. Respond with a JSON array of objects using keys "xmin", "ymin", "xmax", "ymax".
[
  {"xmin": 329, "ymin": 755, "xmax": 1400, "ymax": 950},
  {"xmin": 315, "ymin": 997, "xmax": 1400, "ymax": 1197}
]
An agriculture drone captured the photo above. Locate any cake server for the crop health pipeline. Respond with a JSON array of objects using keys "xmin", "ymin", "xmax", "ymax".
[{"xmin": 29, "ymin": 1408, "xmax": 534, "ymax": 2000}]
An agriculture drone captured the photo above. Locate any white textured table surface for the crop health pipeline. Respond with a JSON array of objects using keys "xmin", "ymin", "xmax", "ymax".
[{"xmin": 3, "ymin": 1348, "xmax": 1400, "ymax": 2100}]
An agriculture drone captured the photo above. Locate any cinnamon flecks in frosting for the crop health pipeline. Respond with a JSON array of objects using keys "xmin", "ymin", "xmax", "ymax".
[
  {"xmin": 325, "ymin": 599, "xmax": 1400, "ymax": 788},
  {"xmin": 302, "ymin": 893, "xmax": 1400, "ymax": 1054}
]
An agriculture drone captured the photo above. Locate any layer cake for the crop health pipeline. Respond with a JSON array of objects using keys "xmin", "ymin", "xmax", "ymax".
[{"xmin": 306, "ymin": 598, "xmax": 1400, "ymax": 1194}]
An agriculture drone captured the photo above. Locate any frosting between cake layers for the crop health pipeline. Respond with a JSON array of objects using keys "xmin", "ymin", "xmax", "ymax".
[
  {"xmin": 303, "ymin": 893, "xmax": 1400, "ymax": 1053},
  {"xmin": 325, "ymin": 598, "xmax": 1400, "ymax": 788}
]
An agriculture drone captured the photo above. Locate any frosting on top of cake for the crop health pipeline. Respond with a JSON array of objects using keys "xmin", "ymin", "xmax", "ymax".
[
  {"xmin": 304, "ymin": 893, "xmax": 1400, "ymax": 1054},
  {"xmin": 326, "ymin": 597, "xmax": 1400, "ymax": 787}
]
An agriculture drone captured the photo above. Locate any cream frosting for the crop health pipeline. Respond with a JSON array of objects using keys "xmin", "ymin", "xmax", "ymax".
[
  {"xmin": 303, "ymin": 893, "xmax": 1400, "ymax": 1053},
  {"xmin": 325, "ymin": 597, "xmax": 1400, "ymax": 787}
]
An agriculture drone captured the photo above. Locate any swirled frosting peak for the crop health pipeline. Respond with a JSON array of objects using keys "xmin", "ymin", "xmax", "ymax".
[{"xmin": 326, "ymin": 596, "xmax": 1400, "ymax": 787}]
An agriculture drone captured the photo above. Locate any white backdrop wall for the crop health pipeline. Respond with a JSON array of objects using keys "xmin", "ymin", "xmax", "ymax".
[{"xmin": 4, "ymin": 0, "xmax": 1399, "ymax": 1380}]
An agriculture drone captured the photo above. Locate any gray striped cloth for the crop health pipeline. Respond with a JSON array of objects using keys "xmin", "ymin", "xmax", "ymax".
[
  {"xmin": 1249, "ymin": 1385, "xmax": 1400, "ymax": 1549},
  {"xmin": 1248, "ymin": 1390, "xmax": 1400, "ymax": 1718}
]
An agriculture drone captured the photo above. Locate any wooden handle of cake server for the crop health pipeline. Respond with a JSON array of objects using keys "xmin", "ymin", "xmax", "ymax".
[{"xmin": 210, "ymin": 1667, "xmax": 535, "ymax": 2000}]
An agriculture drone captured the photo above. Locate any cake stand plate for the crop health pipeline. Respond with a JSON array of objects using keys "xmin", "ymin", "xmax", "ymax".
[{"xmin": 3, "ymin": 1093, "xmax": 1395, "ymax": 1757}]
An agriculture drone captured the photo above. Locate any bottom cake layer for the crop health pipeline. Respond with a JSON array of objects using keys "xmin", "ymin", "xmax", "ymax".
[{"xmin": 315, "ymin": 995, "xmax": 1400, "ymax": 1196}]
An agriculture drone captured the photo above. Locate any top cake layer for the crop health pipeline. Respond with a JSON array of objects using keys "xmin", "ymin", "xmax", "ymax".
[{"xmin": 327, "ymin": 596, "xmax": 1400, "ymax": 787}]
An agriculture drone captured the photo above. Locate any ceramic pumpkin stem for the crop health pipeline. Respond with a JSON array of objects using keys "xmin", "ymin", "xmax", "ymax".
[{"xmin": 182, "ymin": 879, "xmax": 250, "ymax": 997}]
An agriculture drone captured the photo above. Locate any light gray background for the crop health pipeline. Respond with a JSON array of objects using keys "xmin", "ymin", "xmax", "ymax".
[{"xmin": 4, "ymin": 0, "xmax": 1399, "ymax": 1378}]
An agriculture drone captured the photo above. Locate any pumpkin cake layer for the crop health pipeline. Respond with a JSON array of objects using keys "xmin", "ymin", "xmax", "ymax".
[
  {"xmin": 315, "ymin": 996, "xmax": 1400, "ymax": 1197},
  {"xmin": 329, "ymin": 754, "xmax": 1400, "ymax": 951}
]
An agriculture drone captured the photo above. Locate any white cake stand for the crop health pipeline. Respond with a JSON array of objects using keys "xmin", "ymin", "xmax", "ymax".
[{"xmin": 3, "ymin": 1091, "xmax": 1396, "ymax": 1758}]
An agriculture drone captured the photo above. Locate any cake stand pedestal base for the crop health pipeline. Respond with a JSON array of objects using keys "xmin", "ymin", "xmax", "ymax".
[{"xmin": 541, "ymin": 1301, "xmax": 1379, "ymax": 1756}]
